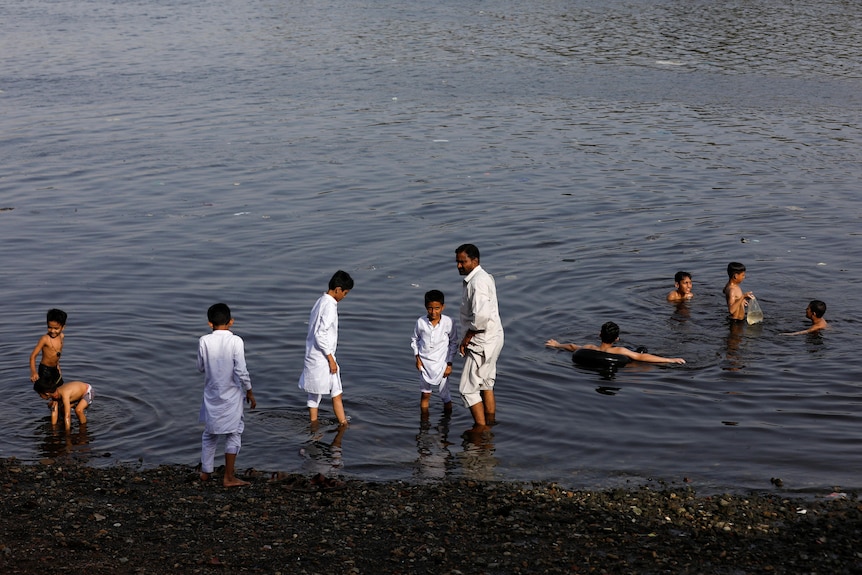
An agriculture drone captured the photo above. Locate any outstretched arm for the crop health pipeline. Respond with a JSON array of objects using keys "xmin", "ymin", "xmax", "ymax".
[
  {"xmin": 626, "ymin": 349, "xmax": 685, "ymax": 364},
  {"xmin": 545, "ymin": 339, "xmax": 581, "ymax": 352}
]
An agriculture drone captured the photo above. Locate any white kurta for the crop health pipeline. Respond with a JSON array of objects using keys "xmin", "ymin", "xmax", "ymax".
[
  {"xmin": 298, "ymin": 293, "xmax": 341, "ymax": 395},
  {"xmin": 411, "ymin": 314, "xmax": 458, "ymax": 386},
  {"xmin": 197, "ymin": 330, "xmax": 252, "ymax": 435},
  {"xmin": 460, "ymin": 265, "xmax": 504, "ymax": 383}
]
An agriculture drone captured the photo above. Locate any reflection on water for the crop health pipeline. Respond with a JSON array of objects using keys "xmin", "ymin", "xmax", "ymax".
[
  {"xmin": 458, "ymin": 427, "xmax": 498, "ymax": 482},
  {"xmin": 37, "ymin": 422, "xmax": 93, "ymax": 461},
  {"xmin": 299, "ymin": 422, "xmax": 346, "ymax": 477},
  {"xmin": 413, "ymin": 414, "xmax": 455, "ymax": 481},
  {"xmin": 721, "ymin": 320, "xmax": 746, "ymax": 372}
]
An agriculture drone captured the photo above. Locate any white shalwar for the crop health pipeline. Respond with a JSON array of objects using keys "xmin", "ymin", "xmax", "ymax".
[
  {"xmin": 459, "ymin": 264, "xmax": 504, "ymax": 407},
  {"xmin": 411, "ymin": 314, "xmax": 458, "ymax": 401},
  {"xmin": 298, "ymin": 293, "xmax": 342, "ymax": 396},
  {"xmin": 197, "ymin": 329, "xmax": 252, "ymax": 473}
]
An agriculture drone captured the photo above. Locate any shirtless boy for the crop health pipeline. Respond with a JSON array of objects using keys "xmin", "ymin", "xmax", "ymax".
[
  {"xmin": 546, "ymin": 322, "xmax": 685, "ymax": 364},
  {"xmin": 34, "ymin": 380, "xmax": 93, "ymax": 430},
  {"xmin": 723, "ymin": 262, "xmax": 754, "ymax": 320},
  {"xmin": 29, "ymin": 308, "xmax": 67, "ymax": 388},
  {"xmin": 666, "ymin": 271, "xmax": 693, "ymax": 302},
  {"xmin": 783, "ymin": 300, "xmax": 828, "ymax": 335}
]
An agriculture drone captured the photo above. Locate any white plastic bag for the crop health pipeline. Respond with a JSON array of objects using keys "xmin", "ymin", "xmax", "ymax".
[{"xmin": 746, "ymin": 296, "xmax": 764, "ymax": 325}]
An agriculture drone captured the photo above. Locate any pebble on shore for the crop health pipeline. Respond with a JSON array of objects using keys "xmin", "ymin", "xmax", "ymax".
[{"xmin": 1, "ymin": 458, "xmax": 860, "ymax": 574}]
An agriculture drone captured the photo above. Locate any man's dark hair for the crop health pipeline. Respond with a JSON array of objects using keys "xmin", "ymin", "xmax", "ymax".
[{"xmin": 455, "ymin": 243, "xmax": 480, "ymax": 261}]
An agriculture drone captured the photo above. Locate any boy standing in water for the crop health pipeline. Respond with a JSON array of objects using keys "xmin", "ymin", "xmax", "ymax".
[
  {"xmin": 34, "ymin": 380, "xmax": 93, "ymax": 430},
  {"xmin": 666, "ymin": 271, "xmax": 694, "ymax": 302},
  {"xmin": 197, "ymin": 303, "xmax": 256, "ymax": 487},
  {"xmin": 723, "ymin": 262, "xmax": 754, "ymax": 320},
  {"xmin": 298, "ymin": 270, "xmax": 354, "ymax": 426},
  {"xmin": 411, "ymin": 289, "xmax": 458, "ymax": 416},
  {"xmin": 29, "ymin": 308, "xmax": 67, "ymax": 389},
  {"xmin": 783, "ymin": 300, "xmax": 828, "ymax": 335}
]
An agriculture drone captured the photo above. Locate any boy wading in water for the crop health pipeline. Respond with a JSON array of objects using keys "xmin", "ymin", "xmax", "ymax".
[
  {"xmin": 197, "ymin": 303, "xmax": 256, "ymax": 487},
  {"xmin": 29, "ymin": 308, "xmax": 67, "ymax": 390}
]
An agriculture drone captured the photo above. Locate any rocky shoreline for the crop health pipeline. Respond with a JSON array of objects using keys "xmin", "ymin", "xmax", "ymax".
[{"xmin": 1, "ymin": 458, "xmax": 860, "ymax": 574}]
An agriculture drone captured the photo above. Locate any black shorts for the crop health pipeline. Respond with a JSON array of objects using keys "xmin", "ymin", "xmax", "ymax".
[{"xmin": 37, "ymin": 363, "xmax": 63, "ymax": 390}]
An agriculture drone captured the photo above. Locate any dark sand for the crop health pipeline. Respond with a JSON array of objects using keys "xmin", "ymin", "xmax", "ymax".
[{"xmin": 1, "ymin": 458, "xmax": 860, "ymax": 574}]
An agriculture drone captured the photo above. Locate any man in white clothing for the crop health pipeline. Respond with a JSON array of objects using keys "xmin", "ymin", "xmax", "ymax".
[{"xmin": 455, "ymin": 243, "xmax": 504, "ymax": 429}]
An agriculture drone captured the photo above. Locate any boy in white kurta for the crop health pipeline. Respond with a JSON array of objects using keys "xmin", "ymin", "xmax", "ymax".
[
  {"xmin": 197, "ymin": 303, "xmax": 256, "ymax": 487},
  {"xmin": 298, "ymin": 270, "xmax": 354, "ymax": 425},
  {"xmin": 411, "ymin": 289, "xmax": 458, "ymax": 415}
]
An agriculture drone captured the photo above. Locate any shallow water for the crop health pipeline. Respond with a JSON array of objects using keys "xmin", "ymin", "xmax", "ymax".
[{"xmin": 2, "ymin": 0, "xmax": 861, "ymax": 494}]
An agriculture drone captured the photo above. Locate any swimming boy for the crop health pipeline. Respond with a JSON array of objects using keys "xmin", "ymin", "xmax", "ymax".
[
  {"xmin": 298, "ymin": 270, "xmax": 354, "ymax": 426},
  {"xmin": 197, "ymin": 303, "xmax": 256, "ymax": 487},
  {"xmin": 546, "ymin": 321, "xmax": 685, "ymax": 364},
  {"xmin": 723, "ymin": 262, "xmax": 754, "ymax": 320},
  {"xmin": 411, "ymin": 289, "xmax": 458, "ymax": 415},
  {"xmin": 666, "ymin": 271, "xmax": 693, "ymax": 302},
  {"xmin": 29, "ymin": 308, "xmax": 67, "ymax": 389},
  {"xmin": 782, "ymin": 300, "xmax": 828, "ymax": 335},
  {"xmin": 34, "ymin": 379, "xmax": 93, "ymax": 430}
]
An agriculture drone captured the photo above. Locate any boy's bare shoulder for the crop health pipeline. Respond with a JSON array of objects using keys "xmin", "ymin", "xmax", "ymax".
[{"xmin": 605, "ymin": 345, "xmax": 634, "ymax": 357}]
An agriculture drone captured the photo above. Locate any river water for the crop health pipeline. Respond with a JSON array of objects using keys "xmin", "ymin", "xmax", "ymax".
[{"xmin": 2, "ymin": 0, "xmax": 861, "ymax": 494}]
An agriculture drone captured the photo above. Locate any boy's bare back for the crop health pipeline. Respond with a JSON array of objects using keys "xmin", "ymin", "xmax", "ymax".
[{"xmin": 51, "ymin": 381, "xmax": 92, "ymax": 429}]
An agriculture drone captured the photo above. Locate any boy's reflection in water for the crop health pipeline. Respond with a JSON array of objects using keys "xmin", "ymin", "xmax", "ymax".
[
  {"xmin": 414, "ymin": 413, "xmax": 455, "ymax": 480},
  {"xmin": 38, "ymin": 422, "xmax": 92, "ymax": 460},
  {"xmin": 300, "ymin": 420, "xmax": 347, "ymax": 476}
]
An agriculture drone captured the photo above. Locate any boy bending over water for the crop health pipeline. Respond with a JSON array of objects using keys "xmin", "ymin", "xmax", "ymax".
[{"xmin": 34, "ymin": 380, "xmax": 93, "ymax": 430}]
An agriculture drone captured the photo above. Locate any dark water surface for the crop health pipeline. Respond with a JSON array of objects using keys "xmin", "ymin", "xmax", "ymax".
[{"xmin": 2, "ymin": 0, "xmax": 861, "ymax": 494}]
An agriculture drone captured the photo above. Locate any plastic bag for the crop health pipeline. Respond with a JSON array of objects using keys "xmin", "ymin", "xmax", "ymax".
[{"xmin": 746, "ymin": 297, "xmax": 764, "ymax": 325}]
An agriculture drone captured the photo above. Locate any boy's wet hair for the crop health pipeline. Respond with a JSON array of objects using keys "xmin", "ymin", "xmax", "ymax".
[
  {"xmin": 329, "ymin": 270, "xmax": 354, "ymax": 291},
  {"xmin": 727, "ymin": 262, "xmax": 746, "ymax": 277},
  {"xmin": 600, "ymin": 321, "xmax": 620, "ymax": 344},
  {"xmin": 455, "ymin": 243, "xmax": 480, "ymax": 261},
  {"xmin": 207, "ymin": 303, "xmax": 232, "ymax": 327},
  {"xmin": 33, "ymin": 378, "xmax": 58, "ymax": 396},
  {"xmin": 808, "ymin": 300, "xmax": 827, "ymax": 318},
  {"xmin": 674, "ymin": 271, "xmax": 691, "ymax": 283},
  {"xmin": 424, "ymin": 290, "xmax": 445, "ymax": 306},
  {"xmin": 47, "ymin": 308, "xmax": 67, "ymax": 326}
]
